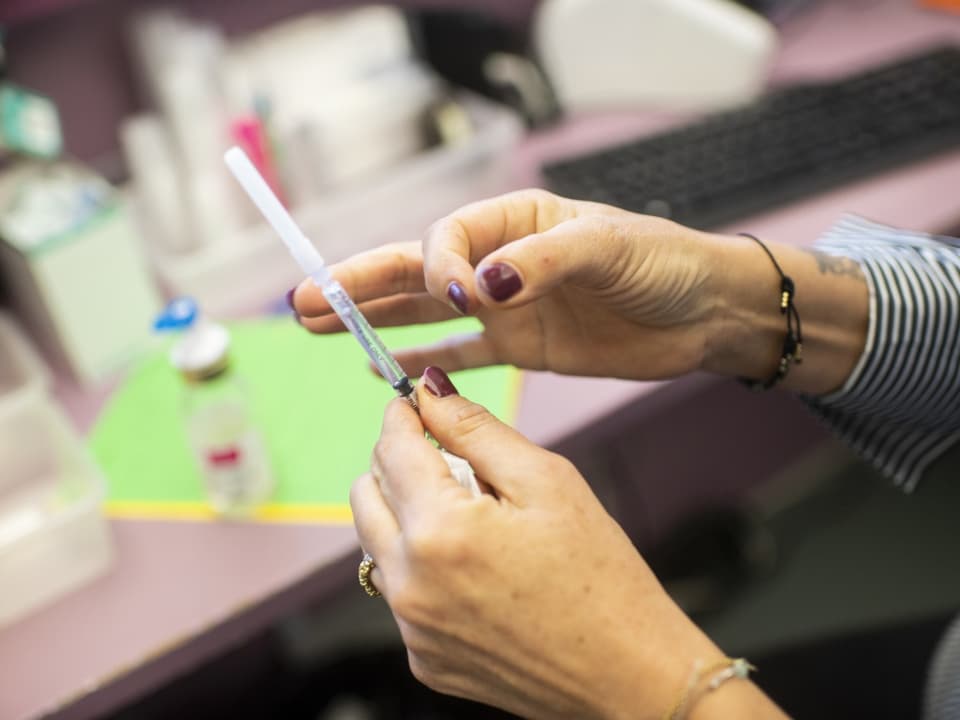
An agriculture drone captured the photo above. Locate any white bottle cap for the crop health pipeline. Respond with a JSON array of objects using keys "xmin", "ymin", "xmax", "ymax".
[{"xmin": 170, "ymin": 321, "xmax": 230, "ymax": 380}]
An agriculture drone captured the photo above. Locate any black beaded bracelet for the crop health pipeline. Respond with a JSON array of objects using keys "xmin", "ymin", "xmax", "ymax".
[{"xmin": 737, "ymin": 233, "xmax": 803, "ymax": 391}]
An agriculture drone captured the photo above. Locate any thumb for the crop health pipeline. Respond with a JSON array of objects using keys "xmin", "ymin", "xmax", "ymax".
[
  {"xmin": 415, "ymin": 366, "xmax": 553, "ymax": 503},
  {"xmin": 473, "ymin": 215, "xmax": 629, "ymax": 308}
]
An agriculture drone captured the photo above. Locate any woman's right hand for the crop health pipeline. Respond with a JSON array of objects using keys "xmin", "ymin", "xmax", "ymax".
[
  {"xmin": 293, "ymin": 189, "xmax": 729, "ymax": 381},
  {"xmin": 349, "ymin": 368, "xmax": 787, "ymax": 720}
]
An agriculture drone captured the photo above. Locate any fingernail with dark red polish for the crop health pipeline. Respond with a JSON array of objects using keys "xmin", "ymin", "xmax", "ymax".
[
  {"xmin": 285, "ymin": 287, "xmax": 297, "ymax": 311},
  {"xmin": 479, "ymin": 263, "xmax": 522, "ymax": 302},
  {"xmin": 422, "ymin": 366, "xmax": 458, "ymax": 398},
  {"xmin": 446, "ymin": 281, "xmax": 469, "ymax": 315}
]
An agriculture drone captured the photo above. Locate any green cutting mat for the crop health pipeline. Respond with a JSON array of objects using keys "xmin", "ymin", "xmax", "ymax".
[{"xmin": 90, "ymin": 317, "xmax": 517, "ymax": 520}]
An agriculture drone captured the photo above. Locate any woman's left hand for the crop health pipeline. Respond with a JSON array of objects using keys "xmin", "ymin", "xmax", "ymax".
[{"xmin": 352, "ymin": 366, "xmax": 725, "ymax": 719}]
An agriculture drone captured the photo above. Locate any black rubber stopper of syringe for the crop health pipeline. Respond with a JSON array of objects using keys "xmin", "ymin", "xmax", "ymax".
[{"xmin": 393, "ymin": 376, "xmax": 415, "ymax": 397}]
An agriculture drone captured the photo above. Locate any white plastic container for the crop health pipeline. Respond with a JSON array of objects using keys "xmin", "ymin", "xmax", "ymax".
[
  {"xmin": 147, "ymin": 93, "xmax": 523, "ymax": 317},
  {"xmin": 0, "ymin": 312, "xmax": 49, "ymax": 422},
  {"xmin": 0, "ymin": 316, "xmax": 112, "ymax": 627},
  {"xmin": 275, "ymin": 61, "xmax": 442, "ymax": 196}
]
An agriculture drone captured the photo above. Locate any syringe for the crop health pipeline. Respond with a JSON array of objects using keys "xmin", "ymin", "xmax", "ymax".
[
  {"xmin": 225, "ymin": 146, "xmax": 480, "ymax": 494},
  {"xmin": 224, "ymin": 146, "xmax": 417, "ymax": 407}
]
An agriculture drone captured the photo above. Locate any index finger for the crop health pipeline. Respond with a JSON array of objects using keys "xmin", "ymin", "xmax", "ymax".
[
  {"xmin": 372, "ymin": 398, "xmax": 469, "ymax": 526},
  {"xmin": 293, "ymin": 241, "xmax": 426, "ymax": 318},
  {"xmin": 422, "ymin": 189, "xmax": 579, "ymax": 306}
]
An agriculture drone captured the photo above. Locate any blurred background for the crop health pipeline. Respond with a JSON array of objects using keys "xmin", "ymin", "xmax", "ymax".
[{"xmin": 1, "ymin": 1, "xmax": 960, "ymax": 718}]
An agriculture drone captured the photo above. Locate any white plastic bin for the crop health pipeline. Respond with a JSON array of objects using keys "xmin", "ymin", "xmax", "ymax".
[
  {"xmin": 0, "ymin": 317, "xmax": 112, "ymax": 627},
  {"xmin": 0, "ymin": 311, "xmax": 50, "ymax": 423},
  {"xmin": 148, "ymin": 93, "xmax": 524, "ymax": 317}
]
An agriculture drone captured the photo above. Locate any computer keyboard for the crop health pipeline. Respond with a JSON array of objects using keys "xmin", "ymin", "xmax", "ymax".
[{"xmin": 542, "ymin": 45, "xmax": 960, "ymax": 229}]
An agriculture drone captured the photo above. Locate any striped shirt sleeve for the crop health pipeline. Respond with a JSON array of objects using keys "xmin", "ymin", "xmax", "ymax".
[{"xmin": 803, "ymin": 215, "xmax": 960, "ymax": 492}]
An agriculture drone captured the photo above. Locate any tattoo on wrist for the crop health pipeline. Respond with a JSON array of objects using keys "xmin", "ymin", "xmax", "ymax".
[{"xmin": 805, "ymin": 249, "xmax": 863, "ymax": 279}]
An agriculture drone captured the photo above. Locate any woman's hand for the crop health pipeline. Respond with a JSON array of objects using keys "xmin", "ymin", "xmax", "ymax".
[
  {"xmin": 293, "ymin": 189, "xmax": 723, "ymax": 381},
  {"xmin": 351, "ymin": 366, "xmax": 785, "ymax": 719},
  {"xmin": 293, "ymin": 188, "xmax": 868, "ymax": 393}
]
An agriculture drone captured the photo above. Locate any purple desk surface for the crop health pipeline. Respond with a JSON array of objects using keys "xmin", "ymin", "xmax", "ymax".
[{"xmin": 4, "ymin": 3, "xmax": 960, "ymax": 719}]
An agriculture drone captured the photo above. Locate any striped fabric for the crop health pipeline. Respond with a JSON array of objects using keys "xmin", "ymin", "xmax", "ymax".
[
  {"xmin": 803, "ymin": 215, "xmax": 960, "ymax": 492},
  {"xmin": 925, "ymin": 613, "xmax": 960, "ymax": 720}
]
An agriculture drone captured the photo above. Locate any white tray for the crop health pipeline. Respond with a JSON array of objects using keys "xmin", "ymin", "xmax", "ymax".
[
  {"xmin": 0, "ymin": 311, "xmax": 50, "ymax": 427},
  {"xmin": 148, "ymin": 93, "xmax": 524, "ymax": 317},
  {"xmin": 0, "ymin": 398, "xmax": 112, "ymax": 628}
]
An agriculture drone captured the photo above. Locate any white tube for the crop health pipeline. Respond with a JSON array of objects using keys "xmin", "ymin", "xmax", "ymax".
[{"xmin": 223, "ymin": 146, "xmax": 330, "ymax": 284}]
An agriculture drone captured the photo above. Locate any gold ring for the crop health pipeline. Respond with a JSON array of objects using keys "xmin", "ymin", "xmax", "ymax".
[{"xmin": 358, "ymin": 552, "xmax": 381, "ymax": 598}]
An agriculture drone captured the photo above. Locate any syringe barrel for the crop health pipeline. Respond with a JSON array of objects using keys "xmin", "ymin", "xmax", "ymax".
[{"xmin": 320, "ymin": 280, "xmax": 408, "ymax": 389}]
